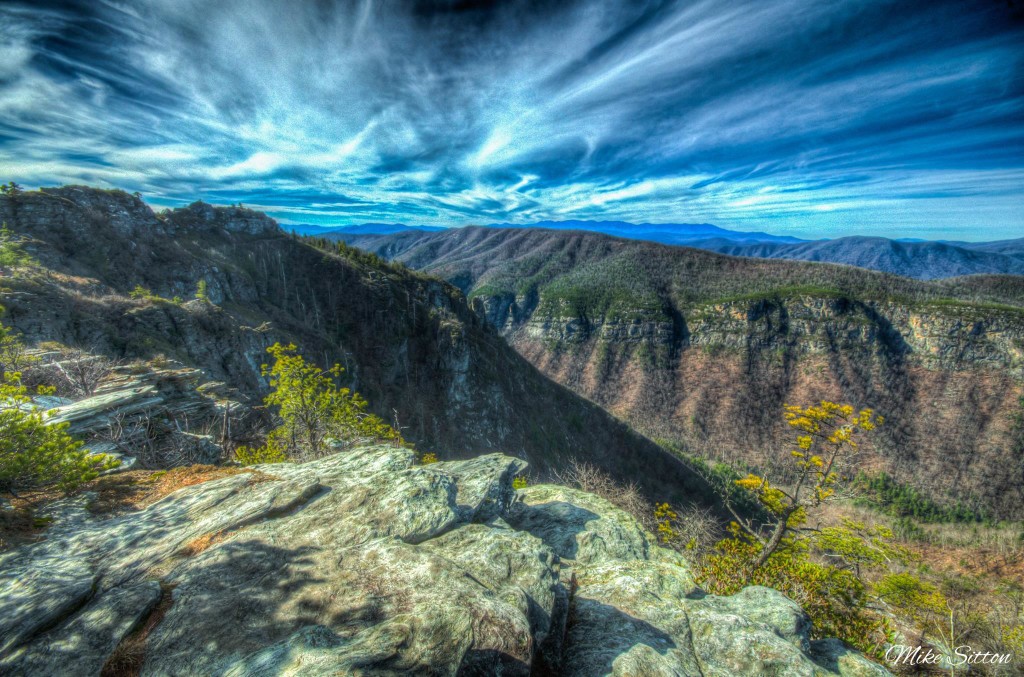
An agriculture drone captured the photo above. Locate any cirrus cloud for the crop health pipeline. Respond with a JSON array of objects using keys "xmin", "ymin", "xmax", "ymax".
[{"xmin": 0, "ymin": 0, "xmax": 1022, "ymax": 239}]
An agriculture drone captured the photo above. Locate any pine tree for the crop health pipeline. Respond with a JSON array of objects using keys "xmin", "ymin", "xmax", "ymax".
[
  {"xmin": 243, "ymin": 343, "xmax": 403, "ymax": 462},
  {"xmin": 0, "ymin": 317, "xmax": 118, "ymax": 496},
  {"xmin": 728, "ymin": 401, "xmax": 882, "ymax": 567},
  {"xmin": 0, "ymin": 223, "xmax": 34, "ymax": 268}
]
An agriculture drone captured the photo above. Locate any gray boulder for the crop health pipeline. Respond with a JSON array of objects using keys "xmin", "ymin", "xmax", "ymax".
[{"xmin": 510, "ymin": 484, "xmax": 890, "ymax": 677}]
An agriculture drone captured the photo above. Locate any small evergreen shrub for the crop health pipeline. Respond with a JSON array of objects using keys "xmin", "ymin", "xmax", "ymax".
[
  {"xmin": 234, "ymin": 441, "xmax": 288, "ymax": 466},
  {"xmin": 256, "ymin": 343, "xmax": 404, "ymax": 460},
  {"xmin": 854, "ymin": 472, "xmax": 987, "ymax": 524},
  {"xmin": 0, "ymin": 223, "xmax": 34, "ymax": 268},
  {"xmin": 0, "ymin": 320, "xmax": 117, "ymax": 495}
]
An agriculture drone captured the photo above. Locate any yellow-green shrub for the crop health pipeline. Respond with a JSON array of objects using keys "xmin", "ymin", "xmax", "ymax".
[
  {"xmin": 259, "ymin": 343, "xmax": 404, "ymax": 460},
  {"xmin": 234, "ymin": 439, "xmax": 288, "ymax": 466},
  {"xmin": 698, "ymin": 526, "xmax": 889, "ymax": 656}
]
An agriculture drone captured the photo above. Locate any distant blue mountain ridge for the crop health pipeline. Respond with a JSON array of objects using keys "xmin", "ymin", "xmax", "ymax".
[
  {"xmin": 292, "ymin": 219, "xmax": 803, "ymax": 243},
  {"xmin": 291, "ymin": 220, "xmax": 1024, "ymax": 279},
  {"xmin": 289, "ymin": 222, "xmax": 446, "ymax": 236}
]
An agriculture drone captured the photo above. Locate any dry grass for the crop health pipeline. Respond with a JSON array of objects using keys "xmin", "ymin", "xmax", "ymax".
[
  {"xmin": 1, "ymin": 465, "xmax": 261, "ymax": 552},
  {"xmin": 86, "ymin": 465, "xmax": 256, "ymax": 515},
  {"xmin": 1, "ymin": 485, "xmax": 72, "ymax": 551},
  {"xmin": 818, "ymin": 502, "xmax": 1024, "ymax": 582},
  {"xmin": 100, "ymin": 582, "xmax": 175, "ymax": 677},
  {"xmin": 178, "ymin": 530, "xmax": 227, "ymax": 557},
  {"xmin": 554, "ymin": 458, "xmax": 654, "ymax": 531},
  {"xmin": 0, "ymin": 505, "xmax": 48, "ymax": 551}
]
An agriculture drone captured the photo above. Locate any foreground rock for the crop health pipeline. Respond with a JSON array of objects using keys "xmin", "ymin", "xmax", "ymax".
[{"xmin": 0, "ymin": 446, "xmax": 889, "ymax": 676}]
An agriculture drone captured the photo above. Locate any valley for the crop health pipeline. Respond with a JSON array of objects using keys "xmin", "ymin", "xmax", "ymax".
[
  {"xmin": 2, "ymin": 186, "xmax": 1022, "ymax": 674},
  {"xmin": 336, "ymin": 226, "xmax": 1024, "ymax": 520}
]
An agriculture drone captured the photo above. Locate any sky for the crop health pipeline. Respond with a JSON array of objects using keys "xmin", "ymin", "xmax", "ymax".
[{"xmin": 1, "ymin": 0, "xmax": 1022, "ymax": 240}]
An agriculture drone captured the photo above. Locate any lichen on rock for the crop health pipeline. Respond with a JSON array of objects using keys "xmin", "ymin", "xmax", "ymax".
[{"xmin": 0, "ymin": 445, "xmax": 889, "ymax": 675}]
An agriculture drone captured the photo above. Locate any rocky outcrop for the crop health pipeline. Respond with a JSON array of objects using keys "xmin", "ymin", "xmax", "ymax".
[
  {"xmin": 508, "ymin": 485, "xmax": 888, "ymax": 676},
  {"xmin": 0, "ymin": 446, "xmax": 888, "ymax": 675},
  {"xmin": 35, "ymin": 357, "xmax": 252, "ymax": 470},
  {"xmin": 502, "ymin": 294, "xmax": 1024, "ymax": 375}
]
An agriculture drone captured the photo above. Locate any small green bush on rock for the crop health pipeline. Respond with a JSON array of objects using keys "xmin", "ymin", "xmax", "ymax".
[
  {"xmin": 234, "ymin": 440, "xmax": 288, "ymax": 466},
  {"xmin": 250, "ymin": 343, "xmax": 405, "ymax": 461},
  {"xmin": 0, "ymin": 320, "xmax": 117, "ymax": 495}
]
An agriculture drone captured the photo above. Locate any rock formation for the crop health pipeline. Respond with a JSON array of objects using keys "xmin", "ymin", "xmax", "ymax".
[
  {"xmin": 0, "ymin": 186, "xmax": 716, "ymax": 508},
  {"xmin": 0, "ymin": 445, "xmax": 889, "ymax": 675},
  {"xmin": 31, "ymin": 356, "xmax": 251, "ymax": 471}
]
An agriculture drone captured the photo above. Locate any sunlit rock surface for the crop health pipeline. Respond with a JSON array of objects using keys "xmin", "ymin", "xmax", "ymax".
[{"xmin": 0, "ymin": 446, "xmax": 888, "ymax": 675}]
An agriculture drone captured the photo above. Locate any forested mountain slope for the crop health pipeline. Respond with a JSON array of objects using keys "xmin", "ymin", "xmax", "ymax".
[
  {"xmin": 695, "ymin": 236, "xmax": 1024, "ymax": 279},
  {"xmin": 0, "ymin": 186, "xmax": 714, "ymax": 506},
  {"xmin": 340, "ymin": 226, "xmax": 1024, "ymax": 519},
  {"xmin": 333, "ymin": 225, "xmax": 1024, "ymax": 279}
]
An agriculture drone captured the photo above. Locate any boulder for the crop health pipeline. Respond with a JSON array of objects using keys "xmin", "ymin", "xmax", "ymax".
[{"xmin": 510, "ymin": 483, "xmax": 890, "ymax": 676}]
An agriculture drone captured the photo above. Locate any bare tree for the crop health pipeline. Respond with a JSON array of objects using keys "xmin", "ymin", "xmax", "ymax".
[
  {"xmin": 95, "ymin": 410, "xmax": 223, "ymax": 469},
  {"xmin": 52, "ymin": 348, "xmax": 119, "ymax": 397},
  {"xmin": 555, "ymin": 459, "xmax": 653, "ymax": 530},
  {"xmin": 0, "ymin": 324, "xmax": 36, "ymax": 381}
]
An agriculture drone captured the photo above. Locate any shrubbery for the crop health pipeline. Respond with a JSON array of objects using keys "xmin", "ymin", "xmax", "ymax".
[
  {"xmin": 235, "ymin": 343, "xmax": 404, "ymax": 463},
  {"xmin": 0, "ymin": 314, "xmax": 117, "ymax": 495},
  {"xmin": 195, "ymin": 279, "xmax": 208, "ymax": 302},
  {"xmin": 697, "ymin": 525, "xmax": 888, "ymax": 655},
  {"xmin": 128, "ymin": 285, "xmax": 163, "ymax": 302},
  {"xmin": 674, "ymin": 402, "xmax": 896, "ymax": 655},
  {"xmin": 0, "ymin": 223, "xmax": 34, "ymax": 268},
  {"xmin": 234, "ymin": 439, "xmax": 288, "ymax": 466},
  {"xmin": 302, "ymin": 236, "xmax": 391, "ymax": 269},
  {"xmin": 854, "ymin": 472, "xmax": 987, "ymax": 524},
  {"xmin": 666, "ymin": 401, "xmax": 1024, "ymax": 664}
]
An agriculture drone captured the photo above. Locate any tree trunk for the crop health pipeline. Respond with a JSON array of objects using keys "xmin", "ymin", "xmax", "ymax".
[{"xmin": 753, "ymin": 507, "xmax": 796, "ymax": 568}]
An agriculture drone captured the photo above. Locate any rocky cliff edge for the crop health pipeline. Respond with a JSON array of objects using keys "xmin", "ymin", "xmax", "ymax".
[{"xmin": 0, "ymin": 445, "xmax": 888, "ymax": 676}]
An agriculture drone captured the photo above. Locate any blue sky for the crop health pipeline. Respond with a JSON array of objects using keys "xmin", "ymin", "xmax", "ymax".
[{"xmin": 1, "ymin": 0, "xmax": 1022, "ymax": 240}]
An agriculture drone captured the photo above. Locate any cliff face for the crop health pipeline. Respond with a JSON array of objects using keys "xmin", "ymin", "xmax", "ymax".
[
  {"xmin": 343, "ymin": 227, "xmax": 1024, "ymax": 520},
  {"xmin": 497, "ymin": 295, "xmax": 1024, "ymax": 520},
  {"xmin": 504, "ymin": 294, "xmax": 1024, "ymax": 374},
  {"xmin": 0, "ymin": 445, "xmax": 888, "ymax": 676},
  {"xmin": 0, "ymin": 186, "xmax": 714, "ymax": 507}
]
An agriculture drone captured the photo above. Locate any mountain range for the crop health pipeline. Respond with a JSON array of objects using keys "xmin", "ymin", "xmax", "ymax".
[
  {"xmin": 300, "ymin": 220, "xmax": 1024, "ymax": 279},
  {"xmin": 327, "ymin": 225, "xmax": 1024, "ymax": 520},
  {"xmin": 1, "ymin": 187, "xmax": 904, "ymax": 676},
  {"xmin": 0, "ymin": 186, "xmax": 713, "ymax": 507},
  {"xmin": 5, "ymin": 188, "xmax": 1024, "ymax": 515},
  {"xmin": 1, "ymin": 186, "xmax": 1021, "ymax": 673}
]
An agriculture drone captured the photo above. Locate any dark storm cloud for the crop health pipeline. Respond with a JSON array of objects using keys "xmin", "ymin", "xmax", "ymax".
[{"xmin": 0, "ymin": 0, "xmax": 1021, "ymax": 238}]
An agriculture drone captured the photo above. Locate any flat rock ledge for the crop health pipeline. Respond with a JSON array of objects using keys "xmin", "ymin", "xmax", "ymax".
[{"xmin": 0, "ymin": 446, "xmax": 890, "ymax": 676}]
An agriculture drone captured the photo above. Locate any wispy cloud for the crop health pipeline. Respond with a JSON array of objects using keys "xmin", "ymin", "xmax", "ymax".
[{"xmin": 0, "ymin": 0, "xmax": 1021, "ymax": 239}]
